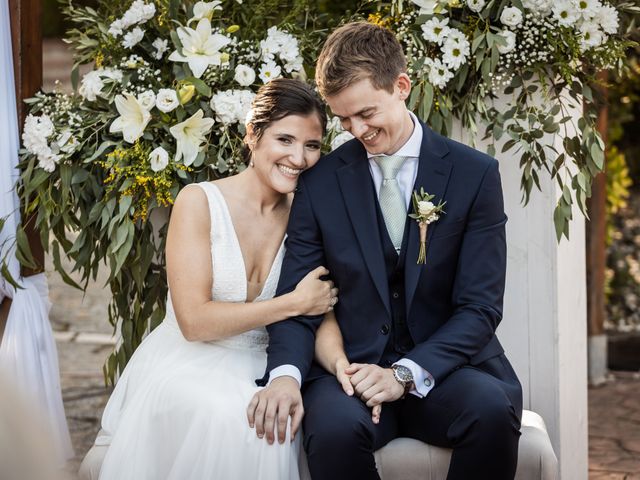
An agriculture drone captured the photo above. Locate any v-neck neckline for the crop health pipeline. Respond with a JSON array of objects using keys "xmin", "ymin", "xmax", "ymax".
[{"xmin": 208, "ymin": 182, "xmax": 285, "ymax": 303}]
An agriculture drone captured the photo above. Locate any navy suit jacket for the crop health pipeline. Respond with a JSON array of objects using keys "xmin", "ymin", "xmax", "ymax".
[{"xmin": 261, "ymin": 121, "xmax": 507, "ymax": 386}]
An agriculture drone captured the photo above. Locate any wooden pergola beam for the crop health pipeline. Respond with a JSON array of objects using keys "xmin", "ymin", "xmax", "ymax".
[
  {"xmin": 9, "ymin": 0, "xmax": 45, "ymax": 277},
  {"xmin": 1, "ymin": 0, "xmax": 45, "ymax": 342}
]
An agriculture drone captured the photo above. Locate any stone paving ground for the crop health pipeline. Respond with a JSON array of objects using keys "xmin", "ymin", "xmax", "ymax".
[{"xmin": 35, "ymin": 37, "xmax": 640, "ymax": 480}]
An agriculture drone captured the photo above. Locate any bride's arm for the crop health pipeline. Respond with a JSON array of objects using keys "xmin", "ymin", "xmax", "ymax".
[
  {"xmin": 315, "ymin": 311, "xmax": 382, "ymax": 423},
  {"xmin": 166, "ymin": 185, "xmax": 334, "ymax": 342},
  {"xmin": 315, "ymin": 311, "xmax": 349, "ymax": 382}
]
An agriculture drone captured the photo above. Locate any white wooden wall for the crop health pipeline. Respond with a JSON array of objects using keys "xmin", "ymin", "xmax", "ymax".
[{"xmin": 450, "ymin": 93, "xmax": 588, "ymax": 479}]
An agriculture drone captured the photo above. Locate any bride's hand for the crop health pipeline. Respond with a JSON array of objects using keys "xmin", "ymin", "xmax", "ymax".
[{"xmin": 292, "ymin": 266, "xmax": 339, "ymax": 316}]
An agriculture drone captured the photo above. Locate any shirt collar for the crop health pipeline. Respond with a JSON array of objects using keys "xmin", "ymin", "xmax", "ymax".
[{"xmin": 366, "ymin": 110, "xmax": 423, "ymax": 160}]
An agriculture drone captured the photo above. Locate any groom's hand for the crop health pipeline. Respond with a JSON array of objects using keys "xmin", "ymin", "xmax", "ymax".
[
  {"xmin": 346, "ymin": 363, "xmax": 405, "ymax": 406},
  {"xmin": 247, "ymin": 376, "xmax": 303, "ymax": 445}
]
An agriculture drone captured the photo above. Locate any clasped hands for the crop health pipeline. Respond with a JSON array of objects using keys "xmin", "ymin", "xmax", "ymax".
[
  {"xmin": 246, "ymin": 361, "xmax": 404, "ymax": 445},
  {"xmin": 334, "ymin": 359, "xmax": 406, "ymax": 424}
]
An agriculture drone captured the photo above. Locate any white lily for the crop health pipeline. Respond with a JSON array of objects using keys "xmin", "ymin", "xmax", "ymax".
[
  {"xmin": 169, "ymin": 109, "xmax": 214, "ymax": 166},
  {"xmin": 168, "ymin": 18, "xmax": 231, "ymax": 78},
  {"xmin": 189, "ymin": 1, "xmax": 222, "ymax": 23},
  {"xmin": 109, "ymin": 93, "xmax": 151, "ymax": 143}
]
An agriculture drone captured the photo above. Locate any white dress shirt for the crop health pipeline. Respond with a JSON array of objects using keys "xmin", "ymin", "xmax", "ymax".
[{"xmin": 270, "ymin": 111, "xmax": 436, "ymax": 398}]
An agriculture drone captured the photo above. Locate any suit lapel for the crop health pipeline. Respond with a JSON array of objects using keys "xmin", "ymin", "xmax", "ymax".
[
  {"xmin": 336, "ymin": 142, "xmax": 391, "ymax": 317},
  {"xmin": 405, "ymin": 124, "xmax": 452, "ymax": 312}
]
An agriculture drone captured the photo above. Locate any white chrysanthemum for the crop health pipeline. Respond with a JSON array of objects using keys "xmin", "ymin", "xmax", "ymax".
[
  {"xmin": 108, "ymin": 0, "xmax": 155, "ymax": 37},
  {"xmin": 444, "ymin": 28, "xmax": 468, "ymax": 47},
  {"xmin": 552, "ymin": 0, "xmax": 581, "ymax": 26},
  {"xmin": 189, "ymin": 1, "xmax": 222, "ymax": 23},
  {"xmin": 331, "ymin": 131, "xmax": 354, "ymax": 151},
  {"xmin": 521, "ymin": 0, "xmax": 553, "ymax": 15},
  {"xmin": 138, "ymin": 90, "xmax": 156, "ymax": 111},
  {"xmin": 500, "ymin": 6, "xmax": 524, "ymax": 27},
  {"xmin": 466, "ymin": 0, "xmax": 486, "ymax": 13},
  {"xmin": 149, "ymin": 146, "xmax": 170, "ymax": 172},
  {"xmin": 579, "ymin": 21, "xmax": 605, "ymax": 50},
  {"xmin": 234, "ymin": 64, "xmax": 256, "ymax": 86},
  {"xmin": 155, "ymin": 89, "xmax": 180, "ymax": 113},
  {"xmin": 442, "ymin": 36, "xmax": 470, "ymax": 70},
  {"xmin": 574, "ymin": 0, "xmax": 601, "ymax": 19},
  {"xmin": 595, "ymin": 3, "xmax": 619, "ymax": 34},
  {"xmin": 259, "ymin": 26, "xmax": 301, "ymax": 72},
  {"xmin": 78, "ymin": 71, "xmax": 105, "ymax": 101},
  {"xmin": 497, "ymin": 29, "xmax": 517, "ymax": 53},
  {"xmin": 210, "ymin": 89, "xmax": 255, "ymax": 125},
  {"xmin": 421, "ymin": 17, "xmax": 450, "ymax": 44},
  {"xmin": 152, "ymin": 38, "xmax": 169, "ymax": 60},
  {"xmin": 427, "ymin": 58, "xmax": 454, "ymax": 89},
  {"xmin": 258, "ymin": 60, "xmax": 282, "ymax": 83},
  {"xmin": 122, "ymin": 27, "xmax": 145, "ymax": 49}
]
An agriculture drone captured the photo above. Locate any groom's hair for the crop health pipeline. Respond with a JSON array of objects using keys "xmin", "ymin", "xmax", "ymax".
[{"xmin": 315, "ymin": 21, "xmax": 407, "ymax": 98}]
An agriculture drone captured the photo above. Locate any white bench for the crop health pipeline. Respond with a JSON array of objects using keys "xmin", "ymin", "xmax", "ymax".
[{"xmin": 79, "ymin": 409, "xmax": 557, "ymax": 479}]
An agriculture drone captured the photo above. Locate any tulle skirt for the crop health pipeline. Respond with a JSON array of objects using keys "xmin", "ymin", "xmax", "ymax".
[{"xmin": 97, "ymin": 320, "xmax": 300, "ymax": 480}]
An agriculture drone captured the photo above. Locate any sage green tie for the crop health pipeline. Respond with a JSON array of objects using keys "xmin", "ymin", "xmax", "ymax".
[{"xmin": 374, "ymin": 155, "xmax": 408, "ymax": 251}]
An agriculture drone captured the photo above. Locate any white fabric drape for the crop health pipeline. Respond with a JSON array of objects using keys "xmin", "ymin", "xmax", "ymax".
[{"xmin": 0, "ymin": 0, "xmax": 73, "ymax": 463}]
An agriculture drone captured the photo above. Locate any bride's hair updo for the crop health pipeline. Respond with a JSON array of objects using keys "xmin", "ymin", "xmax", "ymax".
[{"xmin": 245, "ymin": 78, "xmax": 326, "ymax": 155}]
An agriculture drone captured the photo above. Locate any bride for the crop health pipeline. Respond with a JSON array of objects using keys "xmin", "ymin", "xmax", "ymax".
[{"xmin": 98, "ymin": 78, "xmax": 341, "ymax": 480}]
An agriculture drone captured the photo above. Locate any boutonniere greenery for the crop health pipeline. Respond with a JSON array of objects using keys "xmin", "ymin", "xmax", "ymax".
[{"xmin": 409, "ymin": 188, "xmax": 446, "ymax": 265}]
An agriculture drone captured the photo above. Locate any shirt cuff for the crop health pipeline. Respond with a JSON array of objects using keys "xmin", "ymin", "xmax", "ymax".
[
  {"xmin": 267, "ymin": 365, "xmax": 302, "ymax": 388},
  {"xmin": 394, "ymin": 358, "xmax": 435, "ymax": 398}
]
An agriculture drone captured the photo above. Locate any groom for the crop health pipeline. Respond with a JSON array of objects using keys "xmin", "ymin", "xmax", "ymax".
[{"xmin": 249, "ymin": 21, "xmax": 523, "ymax": 480}]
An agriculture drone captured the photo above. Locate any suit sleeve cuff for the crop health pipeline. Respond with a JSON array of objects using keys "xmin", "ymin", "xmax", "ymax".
[
  {"xmin": 394, "ymin": 358, "xmax": 435, "ymax": 398},
  {"xmin": 267, "ymin": 365, "xmax": 302, "ymax": 388}
]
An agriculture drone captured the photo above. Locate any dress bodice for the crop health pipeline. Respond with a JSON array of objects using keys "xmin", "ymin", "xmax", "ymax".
[{"xmin": 164, "ymin": 182, "xmax": 285, "ymax": 350}]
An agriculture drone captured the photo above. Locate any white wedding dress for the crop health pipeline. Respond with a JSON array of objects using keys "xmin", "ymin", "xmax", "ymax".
[{"xmin": 97, "ymin": 182, "xmax": 300, "ymax": 480}]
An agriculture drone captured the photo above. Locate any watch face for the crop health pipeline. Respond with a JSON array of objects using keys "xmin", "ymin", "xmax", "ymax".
[{"xmin": 393, "ymin": 365, "xmax": 413, "ymax": 383}]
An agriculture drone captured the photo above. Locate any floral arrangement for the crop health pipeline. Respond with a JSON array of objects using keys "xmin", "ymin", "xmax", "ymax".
[
  {"xmin": 365, "ymin": 0, "xmax": 637, "ymax": 239},
  {"xmin": 5, "ymin": 0, "xmax": 638, "ymax": 381},
  {"xmin": 12, "ymin": 0, "xmax": 335, "ymax": 383}
]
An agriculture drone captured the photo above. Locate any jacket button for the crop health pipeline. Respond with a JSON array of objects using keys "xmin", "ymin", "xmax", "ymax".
[
  {"xmin": 380, "ymin": 324, "xmax": 390, "ymax": 335},
  {"xmin": 392, "ymin": 292, "xmax": 400, "ymax": 299}
]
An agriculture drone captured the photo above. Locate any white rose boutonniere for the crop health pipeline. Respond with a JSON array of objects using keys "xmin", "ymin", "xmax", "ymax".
[{"xmin": 409, "ymin": 188, "xmax": 446, "ymax": 264}]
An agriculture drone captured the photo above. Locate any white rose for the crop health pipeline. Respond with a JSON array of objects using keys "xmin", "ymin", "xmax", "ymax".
[
  {"xmin": 500, "ymin": 6, "xmax": 523, "ymax": 28},
  {"xmin": 79, "ymin": 70, "xmax": 105, "ymax": 101},
  {"xmin": 138, "ymin": 90, "xmax": 156, "ymax": 111},
  {"xmin": 152, "ymin": 38, "xmax": 169, "ymax": 60},
  {"xmin": 234, "ymin": 64, "xmax": 256, "ymax": 86},
  {"xmin": 418, "ymin": 201, "xmax": 436, "ymax": 216},
  {"xmin": 466, "ymin": 0, "xmax": 486, "ymax": 13},
  {"xmin": 149, "ymin": 146, "xmax": 170, "ymax": 172},
  {"xmin": 156, "ymin": 89, "xmax": 180, "ymax": 113},
  {"xmin": 122, "ymin": 27, "xmax": 145, "ymax": 49},
  {"xmin": 497, "ymin": 29, "xmax": 517, "ymax": 54}
]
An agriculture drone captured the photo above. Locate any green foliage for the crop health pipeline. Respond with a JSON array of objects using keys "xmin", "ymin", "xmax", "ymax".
[
  {"xmin": 4, "ymin": 0, "xmax": 639, "ymax": 380},
  {"xmin": 367, "ymin": 0, "xmax": 636, "ymax": 241}
]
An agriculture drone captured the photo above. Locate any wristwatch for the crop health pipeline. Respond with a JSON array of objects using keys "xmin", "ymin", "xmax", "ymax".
[{"xmin": 391, "ymin": 364, "xmax": 414, "ymax": 396}]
